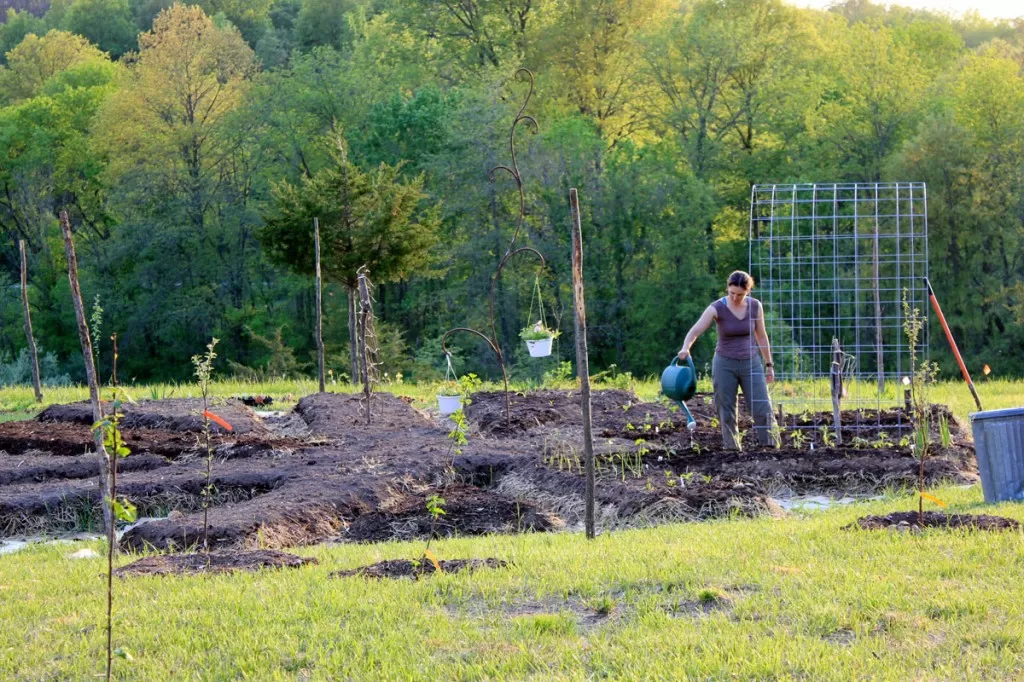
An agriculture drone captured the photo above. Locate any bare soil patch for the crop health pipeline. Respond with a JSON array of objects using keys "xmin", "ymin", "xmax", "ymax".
[
  {"xmin": 849, "ymin": 511, "xmax": 1019, "ymax": 532},
  {"xmin": 115, "ymin": 549, "xmax": 316, "ymax": 576},
  {"xmin": 331, "ymin": 558, "xmax": 509, "ymax": 579},
  {"xmin": 0, "ymin": 390, "xmax": 979, "ymax": 550}
]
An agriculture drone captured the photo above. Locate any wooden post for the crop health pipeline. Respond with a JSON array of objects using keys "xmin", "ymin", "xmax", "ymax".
[
  {"xmin": 569, "ymin": 189, "xmax": 596, "ymax": 539},
  {"xmin": 18, "ymin": 240, "xmax": 43, "ymax": 402},
  {"xmin": 58, "ymin": 211, "xmax": 112, "ymax": 542},
  {"xmin": 830, "ymin": 338, "xmax": 843, "ymax": 445},
  {"xmin": 110, "ymin": 333, "xmax": 118, "ymax": 387},
  {"xmin": 314, "ymin": 218, "xmax": 326, "ymax": 393},
  {"xmin": 357, "ymin": 269, "xmax": 372, "ymax": 424}
]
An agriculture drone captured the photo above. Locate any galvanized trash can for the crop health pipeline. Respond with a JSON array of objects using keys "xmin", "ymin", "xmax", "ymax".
[{"xmin": 970, "ymin": 407, "xmax": 1024, "ymax": 503}]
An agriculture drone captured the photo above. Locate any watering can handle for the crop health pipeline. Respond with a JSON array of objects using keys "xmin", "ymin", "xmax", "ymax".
[{"xmin": 671, "ymin": 355, "xmax": 696, "ymax": 372}]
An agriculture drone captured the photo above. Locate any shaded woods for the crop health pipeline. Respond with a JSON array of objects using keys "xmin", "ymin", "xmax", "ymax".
[{"xmin": 1, "ymin": 0, "xmax": 1023, "ymax": 382}]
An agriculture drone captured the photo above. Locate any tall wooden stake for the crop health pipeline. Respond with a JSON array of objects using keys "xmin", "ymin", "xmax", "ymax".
[
  {"xmin": 19, "ymin": 240, "xmax": 43, "ymax": 402},
  {"xmin": 357, "ymin": 268, "xmax": 372, "ymax": 424},
  {"xmin": 569, "ymin": 189, "xmax": 596, "ymax": 539},
  {"xmin": 314, "ymin": 217, "xmax": 326, "ymax": 392},
  {"xmin": 59, "ymin": 211, "xmax": 112, "ymax": 541},
  {"xmin": 830, "ymin": 337, "xmax": 844, "ymax": 445},
  {"xmin": 110, "ymin": 333, "xmax": 118, "ymax": 387}
]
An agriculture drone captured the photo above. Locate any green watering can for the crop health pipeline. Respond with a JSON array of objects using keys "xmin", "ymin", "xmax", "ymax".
[{"xmin": 661, "ymin": 355, "xmax": 697, "ymax": 430}]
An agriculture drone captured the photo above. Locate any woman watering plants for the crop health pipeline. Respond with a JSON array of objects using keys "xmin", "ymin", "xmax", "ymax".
[{"xmin": 677, "ymin": 270, "xmax": 779, "ymax": 450}]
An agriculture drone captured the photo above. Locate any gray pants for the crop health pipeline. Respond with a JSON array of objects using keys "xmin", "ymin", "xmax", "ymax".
[{"xmin": 712, "ymin": 354, "xmax": 779, "ymax": 450}]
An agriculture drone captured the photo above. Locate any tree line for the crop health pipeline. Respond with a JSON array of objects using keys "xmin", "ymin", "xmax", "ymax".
[{"xmin": 1, "ymin": 0, "xmax": 1022, "ymax": 384}]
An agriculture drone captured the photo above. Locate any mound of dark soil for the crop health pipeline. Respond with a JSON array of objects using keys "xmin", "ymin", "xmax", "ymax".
[
  {"xmin": 115, "ymin": 549, "xmax": 316, "ymax": 576},
  {"xmin": 344, "ymin": 486, "xmax": 559, "ymax": 542},
  {"xmin": 36, "ymin": 398, "xmax": 264, "ymax": 435},
  {"xmin": 332, "ymin": 557, "xmax": 509, "ymax": 579},
  {"xmin": 849, "ymin": 511, "xmax": 1019, "ymax": 531}
]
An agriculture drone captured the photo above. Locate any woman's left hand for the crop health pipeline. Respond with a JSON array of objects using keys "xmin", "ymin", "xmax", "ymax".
[{"xmin": 766, "ymin": 366, "xmax": 775, "ymax": 383}]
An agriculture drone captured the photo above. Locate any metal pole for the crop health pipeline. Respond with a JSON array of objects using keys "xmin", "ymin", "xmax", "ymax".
[
  {"xmin": 569, "ymin": 189, "xmax": 595, "ymax": 539},
  {"xmin": 314, "ymin": 218, "xmax": 325, "ymax": 392},
  {"xmin": 19, "ymin": 240, "xmax": 43, "ymax": 402},
  {"xmin": 873, "ymin": 185, "xmax": 884, "ymax": 395}
]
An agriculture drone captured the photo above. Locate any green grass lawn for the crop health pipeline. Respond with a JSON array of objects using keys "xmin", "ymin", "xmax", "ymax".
[{"xmin": 2, "ymin": 484, "xmax": 1024, "ymax": 680}]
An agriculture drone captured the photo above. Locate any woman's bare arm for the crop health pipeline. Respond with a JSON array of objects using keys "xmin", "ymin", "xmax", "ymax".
[
  {"xmin": 753, "ymin": 304, "xmax": 775, "ymax": 380},
  {"xmin": 678, "ymin": 305, "xmax": 717, "ymax": 360}
]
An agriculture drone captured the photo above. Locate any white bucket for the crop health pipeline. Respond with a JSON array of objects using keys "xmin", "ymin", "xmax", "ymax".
[
  {"xmin": 437, "ymin": 395, "xmax": 462, "ymax": 416},
  {"xmin": 526, "ymin": 336, "xmax": 553, "ymax": 358}
]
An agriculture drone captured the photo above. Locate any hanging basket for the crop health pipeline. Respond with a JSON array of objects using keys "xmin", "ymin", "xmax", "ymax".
[
  {"xmin": 437, "ymin": 394, "xmax": 462, "ymax": 416},
  {"xmin": 525, "ymin": 335, "xmax": 554, "ymax": 358}
]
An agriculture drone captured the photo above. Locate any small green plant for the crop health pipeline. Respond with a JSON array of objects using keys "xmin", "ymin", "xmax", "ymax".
[
  {"xmin": 542, "ymin": 361, "xmax": 573, "ymax": 386},
  {"xmin": 871, "ymin": 432, "xmax": 894, "ymax": 449},
  {"xmin": 423, "ymin": 494, "xmax": 446, "ymax": 572},
  {"xmin": 90, "ymin": 294, "xmax": 103, "ymax": 379},
  {"xmin": 789, "ymin": 430, "xmax": 807, "ymax": 449},
  {"xmin": 589, "ymin": 595, "xmax": 616, "ymax": 616},
  {"xmin": 851, "ymin": 436, "xmax": 870, "ymax": 449},
  {"xmin": 938, "ymin": 414, "xmax": 951, "ymax": 448},
  {"xmin": 437, "ymin": 379, "xmax": 461, "ymax": 397},
  {"xmin": 443, "ymin": 408, "xmax": 469, "ymax": 471},
  {"xmin": 520, "ymin": 322, "xmax": 560, "ymax": 341},
  {"xmin": 819, "ymin": 426, "xmax": 835, "ymax": 448}
]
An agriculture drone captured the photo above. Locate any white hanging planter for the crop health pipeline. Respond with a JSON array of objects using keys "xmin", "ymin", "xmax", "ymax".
[
  {"xmin": 525, "ymin": 335, "xmax": 554, "ymax": 358},
  {"xmin": 437, "ymin": 394, "xmax": 462, "ymax": 416}
]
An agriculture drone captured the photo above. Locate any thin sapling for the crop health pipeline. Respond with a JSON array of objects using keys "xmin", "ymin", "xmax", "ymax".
[
  {"xmin": 92, "ymin": 388, "xmax": 137, "ymax": 681},
  {"xmin": 903, "ymin": 289, "xmax": 943, "ymax": 522},
  {"xmin": 192, "ymin": 338, "xmax": 234, "ymax": 551}
]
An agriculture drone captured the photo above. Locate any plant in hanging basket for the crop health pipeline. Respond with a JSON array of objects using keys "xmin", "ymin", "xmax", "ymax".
[
  {"xmin": 436, "ymin": 378, "xmax": 468, "ymax": 416},
  {"xmin": 436, "ymin": 380, "xmax": 461, "ymax": 398},
  {"xmin": 521, "ymin": 321, "xmax": 559, "ymax": 358}
]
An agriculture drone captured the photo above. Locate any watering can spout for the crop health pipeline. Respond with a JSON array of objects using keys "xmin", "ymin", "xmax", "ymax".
[{"xmin": 661, "ymin": 355, "xmax": 698, "ymax": 429}]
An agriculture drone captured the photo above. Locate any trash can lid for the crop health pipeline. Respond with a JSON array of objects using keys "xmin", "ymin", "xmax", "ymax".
[{"xmin": 969, "ymin": 406, "xmax": 1024, "ymax": 422}]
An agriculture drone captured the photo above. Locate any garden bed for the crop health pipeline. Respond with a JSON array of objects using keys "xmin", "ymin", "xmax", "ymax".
[
  {"xmin": 115, "ymin": 549, "xmax": 316, "ymax": 576},
  {"xmin": 0, "ymin": 391, "xmax": 978, "ymax": 549},
  {"xmin": 849, "ymin": 511, "xmax": 1019, "ymax": 532},
  {"xmin": 331, "ymin": 557, "xmax": 509, "ymax": 579}
]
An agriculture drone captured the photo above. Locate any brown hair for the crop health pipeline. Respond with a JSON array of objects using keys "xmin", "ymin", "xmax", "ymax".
[{"xmin": 727, "ymin": 270, "xmax": 754, "ymax": 291}]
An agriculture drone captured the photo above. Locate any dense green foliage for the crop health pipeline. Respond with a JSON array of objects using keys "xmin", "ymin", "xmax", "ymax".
[{"xmin": 1, "ymin": 0, "xmax": 1023, "ymax": 382}]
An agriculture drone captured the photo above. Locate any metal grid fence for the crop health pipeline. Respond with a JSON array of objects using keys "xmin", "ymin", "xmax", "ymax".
[{"xmin": 748, "ymin": 183, "xmax": 929, "ymax": 437}]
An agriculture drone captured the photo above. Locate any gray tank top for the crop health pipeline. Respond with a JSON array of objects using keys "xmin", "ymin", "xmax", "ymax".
[{"xmin": 713, "ymin": 297, "xmax": 761, "ymax": 360}]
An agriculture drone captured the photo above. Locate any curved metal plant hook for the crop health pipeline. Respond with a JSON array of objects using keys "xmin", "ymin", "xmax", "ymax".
[{"xmin": 441, "ymin": 69, "xmax": 548, "ymax": 425}]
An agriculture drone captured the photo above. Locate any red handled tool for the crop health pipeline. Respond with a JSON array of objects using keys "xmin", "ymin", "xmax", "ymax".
[{"xmin": 924, "ymin": 277, "xmax": 983, "ymax": 412}]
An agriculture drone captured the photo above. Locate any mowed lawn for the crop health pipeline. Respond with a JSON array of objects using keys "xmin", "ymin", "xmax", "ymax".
[
  {"xmin": 1, "ymin": 379, "xmax": 1022, "ymax": 679},
  {"xmin": 1, "ymin": 484, "xmax": 1023, "ymax": 680}
]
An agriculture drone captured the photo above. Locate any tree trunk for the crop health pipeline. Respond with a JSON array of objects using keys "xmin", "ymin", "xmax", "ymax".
[
  {"xmin": 347, "ymin": 287, "xmax": 358, "ymax": 384},
  {"xmin": 58, "ymin": 211, "xmax": 112, "ymax": 543},
  {"xmin": 19, "ymin": 240, "xmax": 43, "ymax": 402}
]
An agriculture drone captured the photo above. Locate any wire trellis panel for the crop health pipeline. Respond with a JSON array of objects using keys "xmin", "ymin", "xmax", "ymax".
[{"xmin": 748, "ymin": 182, "xmax": 929, "ymax": 433}]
